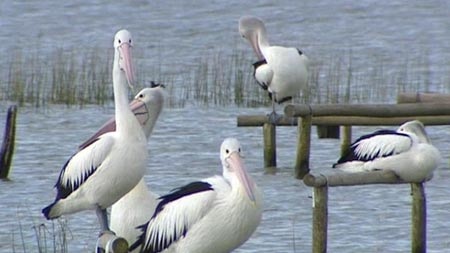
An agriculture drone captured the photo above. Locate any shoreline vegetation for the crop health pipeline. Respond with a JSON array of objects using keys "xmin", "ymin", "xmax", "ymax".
[{"xmin": 0, "ymin": 47, "xmax": 449, "ymax": 109}]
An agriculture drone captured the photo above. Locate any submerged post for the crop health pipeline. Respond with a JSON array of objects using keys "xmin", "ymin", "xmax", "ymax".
[
  {"xmin": 0, "ymin": 105, "xmax": 17, "ymax": 180},
  {"xmin": 263, "ymin": 123, "xmax": 276, "ymax": 168},
  {"xmin": 313, "ymin": 186, "xmax": 328, "ymax": 253},
  {"xmin": 295, "ymin": 115, "xmax": 312, "ymax": 179},
  {"xmin": 411, "ymin": 182, "xmax": 426, "ymax": 253}
]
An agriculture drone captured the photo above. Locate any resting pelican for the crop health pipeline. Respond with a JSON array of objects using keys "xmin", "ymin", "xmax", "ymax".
[
  {"xmin": 130, "ymin": 138, "xmax": 263, "ymax": 253},
  {"xmin": 239, "ymin": 16, "xmax": 309, "ymax": 123},
  {"xmin": 42, "ymin": 29, "xmax": 148, "ymax": 232},
  {"xmin": 333, "ymin": 120, "xmax": 441, "ymax": 182}
]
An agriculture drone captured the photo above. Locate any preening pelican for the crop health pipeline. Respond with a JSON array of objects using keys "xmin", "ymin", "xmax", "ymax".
[
  {"xmin": 333, "ymin": 120, "xmax": 441, "ymax": 182},
  {"xmin": 239, "ymin": 16, "xmax": 309, "ymax": 123},
  {"xmin": 130, "ymin": 138, "xmax": 263, "ymax": 253},
  {"xmin": 42, "ymin": 30, "xmax": 148, "ymax": 232}
]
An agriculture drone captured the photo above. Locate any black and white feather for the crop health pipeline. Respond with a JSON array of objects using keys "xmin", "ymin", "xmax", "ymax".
[{"xmin": 333, "ymin": 120, "xmax": 441, "ymax": 182}]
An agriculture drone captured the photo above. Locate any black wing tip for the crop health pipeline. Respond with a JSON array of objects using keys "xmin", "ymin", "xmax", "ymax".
[{"xmin": 42, "ymin": 202, "xmax": 57, "ymax": 220}]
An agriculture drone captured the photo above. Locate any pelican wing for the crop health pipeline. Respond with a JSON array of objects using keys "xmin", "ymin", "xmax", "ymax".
[
  {"xmin": 335, "ymin": 130, "xmax": 412, "ymax": 165},
  {"xmin": 131, "ymin": 181, "xmax": 216, "ymax": 253},
  {"xmin": 253, "ymin": 59, "xmax": 273, "ymax": 90},
  {"xmin": 55, "ymin": 133, "xmax": 115, "ymax": 200}
]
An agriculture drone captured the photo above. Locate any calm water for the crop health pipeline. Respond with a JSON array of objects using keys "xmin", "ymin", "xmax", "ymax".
[
  {"xmin": 0, "ymin": 106, "xmax": 449, "ymax": 253},
  {"xmin": 0, "ymin": 0, "xmax": 450, "ymax": 252}
]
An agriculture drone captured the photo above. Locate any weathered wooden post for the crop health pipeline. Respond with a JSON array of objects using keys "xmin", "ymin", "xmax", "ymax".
[
  {"xmin": 295, "ymin": 115, "xmax": 311, "ymax": 179},
  {"xmin": 0, "ymin": 105, "xmax": 17, "ymax": 180},
  {"xmin": 263, "ymin": 123, "xmax": 276, "ymax": 168},
  {"xmin": 313, "ymin": 186, "xmax": 328, "ymax": 253},
  {"xmin": 340, "ymin": 125, "xmax": 352, "ymax": 157},
  {"xmin": 411, "ymin": 182, "xmax": 426, "ymax": 253}
]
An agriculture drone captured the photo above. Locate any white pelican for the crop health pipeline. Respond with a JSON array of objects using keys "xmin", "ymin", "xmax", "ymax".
[
  {"xmin": 77, "ymin": 85, "xmax": 165, "ymax": 248},
  {"xmin": 130, "ymin": 138, "xmax": 263, "ymax": 253},
  {"xmin": 239, "ymin": 16, "xmax": 309, "ymax": 123},
  {"xmin": 42, "ymin": 29, "xmax": 148, "ymax": 232},
  {"xmin": 333, "ymin": 120, "xmax": 441, "ymax": 182}
]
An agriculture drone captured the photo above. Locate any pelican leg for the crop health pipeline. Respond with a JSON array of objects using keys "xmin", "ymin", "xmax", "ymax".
[
  {"xmin": 267, "ymin": 92, "xmax": 281, "ymax": 124},
  {"xmin": 96, "ymin": 206, "xmax": 110, "ymax": 232}
]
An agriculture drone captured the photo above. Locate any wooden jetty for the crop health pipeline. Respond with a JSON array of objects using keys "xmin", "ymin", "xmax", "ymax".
[{"xmin": 237, "ymin": 99, "xmax": 450, "ymax": 253}]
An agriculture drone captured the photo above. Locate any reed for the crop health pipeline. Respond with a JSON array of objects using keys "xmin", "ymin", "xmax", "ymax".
[{"xmin": 0, "ymin": 47, "xmax": 448, "ymax": 108}]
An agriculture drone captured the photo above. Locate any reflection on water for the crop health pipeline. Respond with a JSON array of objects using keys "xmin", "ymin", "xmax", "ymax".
[{"xmin": 0, "ymin": 106, "xmax": 449, "ymax": 252}]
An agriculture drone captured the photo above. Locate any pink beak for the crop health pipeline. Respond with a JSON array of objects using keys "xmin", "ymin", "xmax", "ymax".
[
  {"xmin": 118, "ymin": 43, "xmax": 135, "ymax": 87},
  {"xmin": 129, "ymin": 99, "xmax": 149, "ymax": 126},
  {"xmin": 227, "ymin": 152, "xmax": 256, "ymax": 203}
]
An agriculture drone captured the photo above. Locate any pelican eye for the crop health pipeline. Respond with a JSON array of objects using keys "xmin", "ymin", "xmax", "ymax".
[
  {"xmin": 238, "ymin": 148, "xmax": 241, "ymax": 152},
  {"xmin": 118, "ymin": 39, "xmax": 121, "ymax": 44},
  {"xmin": 139, "ymin": 94, "xmax": 144, "ymax": 98},
  {"xmin": 129, "ymin": 39, "xmax": 132, "ymax": 43},
  {"xmin": 225, "ymin": 149, "xmax": 230, "ymax": 154}
]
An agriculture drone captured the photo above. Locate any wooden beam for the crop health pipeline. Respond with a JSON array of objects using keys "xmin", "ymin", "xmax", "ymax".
[
  {"xmin": 302, "ymin": 171, "xmax": 403, "ymax": 187},
  {"xmin": 284, "ymin": 103, "xmax": 450, "ymax": 117},
  {"xmin": 237, "ymin": 115, "xmax": 450, "ymax": 127},
  {"xmin": 397, "ymin": 92, "xmax": 450, "ymax": 104}
]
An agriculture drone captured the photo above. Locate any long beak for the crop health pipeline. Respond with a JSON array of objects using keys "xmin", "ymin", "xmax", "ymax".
[
  {"xmin": 129, "ymin": 99, "xmax": 149, "ymax": 126},
  {"xmin": 227, "ymin": 152, "xmax": 256, "ymax": 203},
  {"xmin": 249, "ymin": 34, "xmax": 264, "ymax": 61},
  {"xmin": 118, "ymin": 43, "xmax": 135, "ymax": 88}
]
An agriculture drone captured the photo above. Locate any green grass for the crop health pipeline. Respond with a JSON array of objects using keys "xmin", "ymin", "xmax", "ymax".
[{"xmin": 1, "ymin": 47, "xmax": 448, "ymax": 108}]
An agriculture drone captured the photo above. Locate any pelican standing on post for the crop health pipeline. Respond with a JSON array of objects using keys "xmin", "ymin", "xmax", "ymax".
[
  {"xmin": 130, "ymin": 138, "xmax": 263, "ymax": 253},
  {"xmin": 333, "ymin": 120, "xmax": 441, "ymax": 182},
  {"xmin": 239, "ymin": 16, "xmax": 309, "ymax": 123},
  {"xmin": 42, "ymin": 29, "xmax": 148, "ymax": 233}
]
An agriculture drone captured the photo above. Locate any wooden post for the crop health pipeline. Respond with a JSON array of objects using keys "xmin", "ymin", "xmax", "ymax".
[
  {"xmin": 0, "ymin": 105, "xmax": 17, "ymax": 180},
  {"xmin": 295, "ymin": 115, "xmax": 311, "ymax": 179},
  {"xmin": 96, "ymin": 231, "xmax": 129, "ymax": 253},
  {"xmin": 340, "ymin": 125, "xmax": 352, "ymax": 157},
  {"xmin": 411, "ymin": 182, "xmax": 426, "ymax": 253},
  {"xmin": 263, "ymin": 123, "xmax": 276, "ymax": 168},
  {"xmin": 313, "ymin": 186, "xmax": 328, "ymax": 253}
]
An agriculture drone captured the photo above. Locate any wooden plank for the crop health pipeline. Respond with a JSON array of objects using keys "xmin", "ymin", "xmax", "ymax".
[
  {"xmin": 237, "ymin": 115, "xmax": 297, "ymax": 127},
  {"xmin": 284, "ymin": 103, "xmax": 450, "ymax": 117},
  {"xmin": 96, "ymin": 232, "xmax": 129, "ymax": 253}
]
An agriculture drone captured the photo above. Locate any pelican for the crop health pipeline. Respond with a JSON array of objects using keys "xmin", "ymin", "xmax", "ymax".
[
  {"xmin": 333, "ymin": 120, "xmax": 441, "ymax": 182},
  {"xmin": 42, "ymin": 29, "xmax": 148, "ymax": 233},
  {"xmin": 239, "ymin": 16, "xmax": 309, "ymax": 123},
  {"xmin": 130, "ymin": 138, "xmax": 263, "ymax": 253}
]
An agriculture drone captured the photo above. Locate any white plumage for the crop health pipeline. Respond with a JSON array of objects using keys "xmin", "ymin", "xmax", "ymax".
[
  {"xmin": 131, "ymin": 138, "xmax": 263, "ymax": 253},
  {"xmin": 42, "ymin": 30, "xmax": 148, "ymax": 232},
  {"xmin": 239, "ymin": 16, "xmax": 308, "ymax": 120},
  {"xmin": 333, "ymin": 120, "xmax": 441, "ymax": 182}
]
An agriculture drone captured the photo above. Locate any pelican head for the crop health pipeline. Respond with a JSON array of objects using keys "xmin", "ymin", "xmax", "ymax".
[
  {"xmin": 129, "ymin": 86, "xmax": 165, "ymax": 137},
  {"xmin": 397, "ymin": 120, "xmax": 431, "ymax": 144},
  {"xmin": 239, "ymin": 16, "xmax": 267, "ymax": 60},
  {"xmin": 114, "ymin": 29, "xmax": 135, "ymax": 88},
  {"xmin": 220, "ymin": 138, "xmax": 256, "ymax": 203}
]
